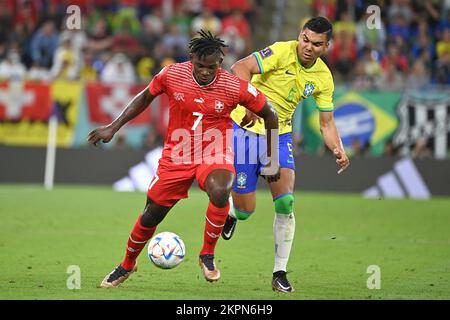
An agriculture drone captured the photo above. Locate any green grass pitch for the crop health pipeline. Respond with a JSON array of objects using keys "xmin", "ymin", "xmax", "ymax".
[{"xmin": 1, "ymin": 184, "xmax": 449, "ymax": 300}]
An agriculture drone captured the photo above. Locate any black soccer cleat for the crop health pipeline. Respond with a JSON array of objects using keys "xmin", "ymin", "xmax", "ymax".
[
  {"xmin": 272, "ymin": 271, "xmax": 295, "ymax": 293},
  {"xmin": 221, "ymin": 215, "xmax": 237, "ymax": 240},
  {"xmin": 100, "ymin": 264, "xmax": 137, "ymax": 288}
]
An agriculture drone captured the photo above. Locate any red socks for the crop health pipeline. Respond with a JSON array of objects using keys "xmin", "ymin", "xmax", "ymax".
[
  {"xmin": 121, "ymin": 215, "xmax": 156, "ymax": 271},
  {"xmin": 200, "ymin": 202, "xmax": 229, "ymax": 255},
  {"xmin": 120, "ymin": 202, "xmax": 228, "ymax": 269}
]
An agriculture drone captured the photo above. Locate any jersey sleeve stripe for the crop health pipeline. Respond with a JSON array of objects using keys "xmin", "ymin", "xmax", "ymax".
[
  {"xmin": 253, "ymin": 52, "xmax": 264, "ymax": 74},
  {"xmin": 318, "ymin": 107, "xmax": 334, "ymax": 112}
]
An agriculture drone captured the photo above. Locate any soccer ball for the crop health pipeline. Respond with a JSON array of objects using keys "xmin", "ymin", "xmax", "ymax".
[{"xmin": 147, "ymin": 232, "xmax": 185, "ymax": 269}]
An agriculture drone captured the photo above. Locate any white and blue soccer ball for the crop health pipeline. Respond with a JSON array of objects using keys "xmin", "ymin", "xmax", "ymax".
[{"xmin": 147, "ymin": 232, "xmax": 185, "ymax": 269}]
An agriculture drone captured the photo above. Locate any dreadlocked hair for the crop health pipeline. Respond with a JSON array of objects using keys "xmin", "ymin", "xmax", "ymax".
[{"xmin": 189, "ymin": 30, "xmax": 228, "ymax": 59}]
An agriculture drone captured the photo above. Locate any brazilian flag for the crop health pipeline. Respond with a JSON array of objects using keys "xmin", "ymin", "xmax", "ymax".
[{"xmin": 301, "ymin": 89, "xmax": 401, "ymax": 156}]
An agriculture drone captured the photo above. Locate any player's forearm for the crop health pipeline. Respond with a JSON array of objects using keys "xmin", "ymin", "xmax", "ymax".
[
  {"xmin": 110, "ymin": 89, "xmax": 154, "ymax": 132},
  {"xmin": 320, "ymin": 120, "xmax": 344, "ymax": 152},
  {"xmin": 258, "ymin": 103, "xmax": 279, "ymax": 161}
]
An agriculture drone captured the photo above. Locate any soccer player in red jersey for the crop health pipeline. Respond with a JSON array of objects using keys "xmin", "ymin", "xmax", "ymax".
[{"xmin": 88, "ymin": 30, "xmax": 280, "ymax": 287}]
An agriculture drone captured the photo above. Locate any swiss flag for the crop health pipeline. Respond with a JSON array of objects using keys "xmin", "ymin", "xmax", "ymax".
[
  {"xmin": 86, "ymin": 83, "xmax": 151, "ymax": 125},
  {"xmin": 0, "ymin": 82, "xmax": 51, "ymax": 121}
]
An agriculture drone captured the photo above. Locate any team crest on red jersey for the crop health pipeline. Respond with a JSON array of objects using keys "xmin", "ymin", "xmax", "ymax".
[
  {"xmin": 215, "ymin": 100, "xmax": 225, "ymax": 113},
  {"xmin": 173, "ymin": 92, "xmax": 184, "ymax": 101}
]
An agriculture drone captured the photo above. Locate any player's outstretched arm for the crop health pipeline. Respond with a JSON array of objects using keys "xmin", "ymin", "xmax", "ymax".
[
  {"xmin": 319, "ymin": 111, "xmax": 350, "ymax": 174},
  {"xmin": 230, "ymin": 54, "xmax": 260, "ymax": 81},
  {"xmin": 256, "ymin": 101, "xmax": 280, "ymax": 183},
  {"xmin": 87, "ymin": 86, "xmax": 155, "ymax": 146},
  {"xmin": 231, "ymin": 55, "xmax": 262, "ymax": 128}
]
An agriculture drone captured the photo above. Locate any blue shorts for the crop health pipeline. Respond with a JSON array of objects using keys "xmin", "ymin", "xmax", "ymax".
[{"xmin": 232, "ymin": 121, "xmax": 295, "ymax": 194}]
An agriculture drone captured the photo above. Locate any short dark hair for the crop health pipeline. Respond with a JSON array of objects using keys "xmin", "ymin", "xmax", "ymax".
[
  {"xmin": 302, "ymin": 16, "xmax": 333, "ymax": 41},
  {"xmin": 189, "ymin": 30, "xmax": 228, "ymax": 59}
]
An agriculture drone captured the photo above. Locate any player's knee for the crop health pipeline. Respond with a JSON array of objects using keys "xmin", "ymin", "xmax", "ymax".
[
  {"xmin": 273, "ymin": 193, "xmax": 294, "ymax": 214},
  {"xmin": 208, "ymin": 186, "xmax": 231, "ymax": 208},
  {"xmin": 234, "ymin": 208, "xmax": 254, "ymax": 220},
  {"xmin": 141, "ymin": 199, "xmax": 171, "ymax": 227}
]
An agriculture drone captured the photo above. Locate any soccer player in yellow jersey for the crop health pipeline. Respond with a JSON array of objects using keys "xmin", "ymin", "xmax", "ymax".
[{"xmin": 222, "ymin": 17, "xmax": 350, "ymax": 292}]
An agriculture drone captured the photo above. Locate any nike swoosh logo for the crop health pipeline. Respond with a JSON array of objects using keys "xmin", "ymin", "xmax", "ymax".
[
  {"xmin": 276, "ymin": 281, "xmax": 291, "ymax": 291},
  {"xmin": 222, "ymin": 224, "xmax": 235, "ymax": 238},
  {"xmin": 285, "ymin": 70, "xmax": 295, "ymax": 76}
]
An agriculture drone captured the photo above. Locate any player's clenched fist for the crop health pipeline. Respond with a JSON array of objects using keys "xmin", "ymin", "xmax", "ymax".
[
  {"xmin": 87, "ymin": 125, "xmax": 116, "ymax": 146},
  {"xmin": 334, "ymin": 148, "xmax": 350, "ymax": 174}
]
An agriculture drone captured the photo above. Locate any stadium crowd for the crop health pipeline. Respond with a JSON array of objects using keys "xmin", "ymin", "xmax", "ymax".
[
  {"xmin": 0, "ymin": 0, "xmax": 259, "ymax": 82},
  {"xmin": 0, "ymin": 0, "xmax": 448, "ymax": 86},
  {"xmin": 311, "ymin": 0, "xmax": 450, "ymax": 88},
  {"xmin": 0, "ymin": 0, "xmax": 448, "ymax": 158}
]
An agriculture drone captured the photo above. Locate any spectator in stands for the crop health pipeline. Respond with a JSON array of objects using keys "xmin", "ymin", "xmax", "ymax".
[
  {"xmin": 387, "ymin": 13, "xmax": 411, "ymax": 44},
  {"xmin": 412, "ymin": 14, "xmax": 435, "ymax": 42},
  {"xmin": 203, "ymin": 0, "xmax": 230, "ymax": 18},
  {"xmin": 433, "ymin": 51, "xmax": 450, "ymax": 84},
  {"xmin": 351, "ymin": 138, "xmax": 365, "ymax": 158},
  {"xmin": 111, "ymin": 7, "xmax": 141, "ymax": 37},
  {"xmin": 381, "ymin": 43, "xmax": 409, "ymax": 74},
  {"xmin": 412, "ymin": 137, "xmax": 433, "ymax": 159},
  {"xmin": 49, "ymin": 34, "xmax": 80, "ymax": 81},
  {"xmin": 40, "ymin": 0, "xmax": 65, "ymax": 32},
  {"xmin": 0, "ymin": 0, "xmax": 14, "ymax": 35},
  {"xmin": 221, "ymin": 9, "xmax": 251, "ymax": 53},
  {"xmin": 330, "ymin": 29, "xmax": 357, "ymax": 82},
  {"xmin": 100, "ymin": 52, "xmax": 136, "ymax": 84},
  {"xmin": 411, "ymin": 34, "xmax": 436, "ymax": 61},
  {"xmin": 406, "ymin": 60, "xmax": 430, "ymax": 89},
  {"xmin": 383, "ymin": 138, "xmax": 399, "ymax": 157},
  {"xmin": 333, "ymin": 12, "xmax": 356, "ymax": 39},
  {"xmin": 191, "ymin": 8, "xmax": 222, "ymax": 35},
  {"xmin": 221, "ymin": 9, "xmax": 251, "ymax": 40},
  {"xmin": 352, "ymin": 61, "xmax": 373, "ymax": 90},
  {"xmin": 141, "ymin": 6, "xmax": 164, "ymax": 35},
  {"xmin": 436, "ymin": 29, "xmax": 450, "ymax": 60},
  {"xmin": 136, "ymin": 53, "xmax": 155, "ymax": 82},
  {"xmin": 161, "ymin": 24, "xmax": 189, "ymax": 61},
  {"xmin": 111, "ymin": 25, "xmax": 140, "ymax": 59},
  {"xmin": 79, "ymin": 48, "xmax": 97, "ymax": 82},
  {"xmin": 388, "ymin": 0, "xmax": 414, "ymax": 25},
  {"xmin": 415, "ymin": 0, "xmax": 441, "ymax": 31},
  {"xmin": 14, "ymin": 0, "xmax": 39, "ymax": 39},
  {"xmin": 30, "ymin": 20, "xmax": 59, "ymax": 69},
  {"xmin": 221, "ymin": 28, "xmax": 246, "ymax": 70},
  {"xmin": 0, "ymin": 49, "xmax": 26, "ymax": 81},
  {"xmin": 184, "ymin": 0, "xmax": 203, "ymax": 17},
  {"xmin": 138, "ymin": 14, "xmax": 162, "ymax": 57},
  {"xmin": 168, "ymin": 5, "xmax": 192, "ymax": 37},
  {"xmin": 356, "ymin": 10, "xmax": 386, "ymax": 54},
  {"xmin": 87, "ymin": 17, "xmax": 113, "ymax": 57},
  {"xmin": 59, "ymin": 16, "xmax": 88, "ymax": 61},
  {"xmin": 27, "ymin": 62, "xmax": 50, "ymax": 81},
  {"xmin": 377, "ymin": 59, "xmax": 404, "ymax": 90},
  {"xmin": 312, "ymin": 0, "xmax": 337, "ymax": 21},
  {"xmin": 335, "ymin": 0, "xmax": 366, "ymax": 21},
  {"xmin": 436, "ymin": 11, "xmax": 450, "ymax": 40}
]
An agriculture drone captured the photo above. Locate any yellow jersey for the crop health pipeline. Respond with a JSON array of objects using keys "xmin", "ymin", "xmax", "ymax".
[{"xmin": 231, "ymin": 40, "xmax": 335, "ymax": 134}]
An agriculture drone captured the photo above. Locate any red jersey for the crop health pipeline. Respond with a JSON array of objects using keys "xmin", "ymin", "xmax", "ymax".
[{"xmin": 148, "ymin": 61, "xmax": 266, "ymax": 164}]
